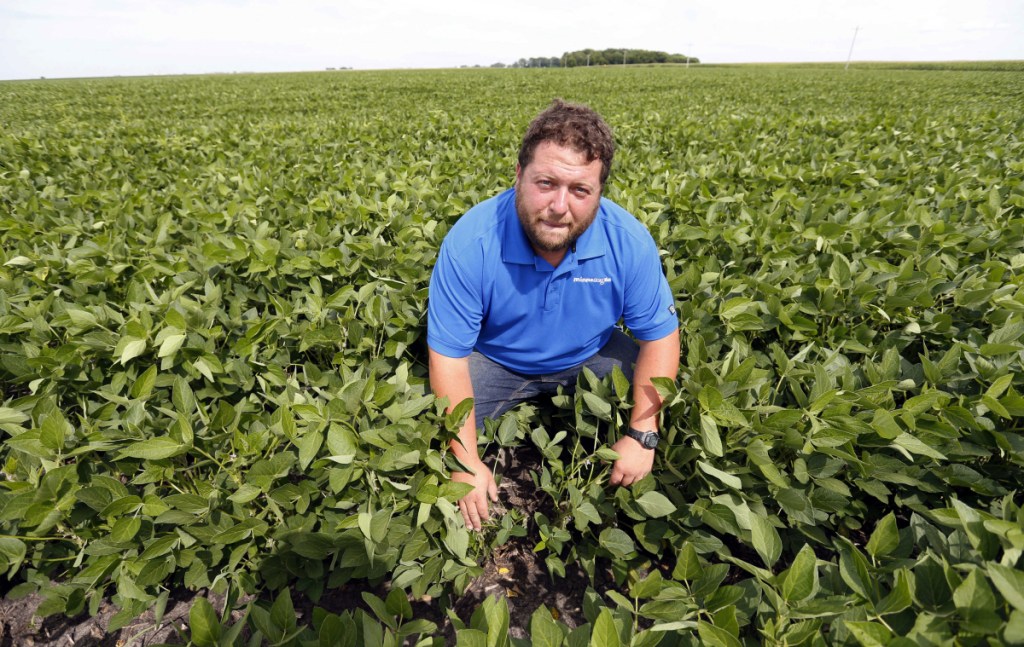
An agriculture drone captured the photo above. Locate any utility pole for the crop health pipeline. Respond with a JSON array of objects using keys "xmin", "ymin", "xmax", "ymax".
[
  {"xmin": 687, "ymin": 42, "xmax": 692, "ymax": 68},
  {"xmin": 623, "ymin": 50, "xmax": 627, "ymax": 66},
  {"xmin": 845, "ymin": 26, "xmax": 859, "ymax": 71}
]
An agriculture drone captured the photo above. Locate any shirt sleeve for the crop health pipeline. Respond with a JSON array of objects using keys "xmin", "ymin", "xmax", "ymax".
[
  {"xmin": 622, "ymin": 234, "xmax": 679, "ymax": 341},
  {"xmin": 427, "ymin": 240, "xmax": 484, "ymax": 358}
]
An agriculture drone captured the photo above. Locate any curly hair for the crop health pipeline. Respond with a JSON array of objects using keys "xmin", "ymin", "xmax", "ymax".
[{"xmin": 518, "ymin": 99, "xmax": 615, "ymax": 185}]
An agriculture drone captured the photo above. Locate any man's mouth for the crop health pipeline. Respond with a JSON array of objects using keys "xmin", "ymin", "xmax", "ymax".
[{"xmin": 540, "ymin": 221, "xmax": 569, "ymax": 230}]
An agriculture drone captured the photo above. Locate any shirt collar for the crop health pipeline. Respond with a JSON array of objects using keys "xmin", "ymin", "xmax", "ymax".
[{"xmin": 501, "ymin": 189, "xmax": 608, "ymax": 266}]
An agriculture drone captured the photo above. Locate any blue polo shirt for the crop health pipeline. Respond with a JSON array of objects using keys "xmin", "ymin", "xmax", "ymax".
[{"xmin": 427, "ymin": 188, "xmax": 678, "ymax": 374}]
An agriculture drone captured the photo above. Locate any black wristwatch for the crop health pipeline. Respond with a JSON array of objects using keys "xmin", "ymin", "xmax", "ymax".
[{"xmin": 624, "ymin": 427, "xmax": 659, "ymax": 450}]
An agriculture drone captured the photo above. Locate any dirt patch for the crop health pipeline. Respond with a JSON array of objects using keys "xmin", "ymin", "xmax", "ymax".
[
  {"xmin": 448, "ymin": 444, "xmax": 602, "ymax": 636},
  {"xmin": 0, "ymin": 589, "xmax": 245, "ymax": 646},
  {"xmin": 452, "ymin": 536, "xmax": 595, "ymax": 639}
]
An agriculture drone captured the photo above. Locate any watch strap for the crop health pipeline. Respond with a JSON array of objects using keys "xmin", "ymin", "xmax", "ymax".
[{"xmin": 625, "ymin": 427, "xmax": 659, "ymax": 449}]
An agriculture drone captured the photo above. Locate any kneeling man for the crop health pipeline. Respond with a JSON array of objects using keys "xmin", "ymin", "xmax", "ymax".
[{"xmin": 428, "ymin": 100, "xmax": 680, "ymax": 531}]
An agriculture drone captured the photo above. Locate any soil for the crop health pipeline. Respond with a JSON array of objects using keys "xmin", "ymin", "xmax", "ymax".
[{"xmin": 0, "ymin": 445, "xmax": 613, "ymax": 646}]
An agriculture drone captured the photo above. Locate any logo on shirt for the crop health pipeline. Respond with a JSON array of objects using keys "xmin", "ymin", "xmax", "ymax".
[{"xmin": 573, "ymin": 276, "xmax": 613, "ymax": 286}]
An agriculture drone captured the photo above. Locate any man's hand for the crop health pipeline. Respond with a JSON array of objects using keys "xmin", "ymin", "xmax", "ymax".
[
  {"xmin": 453, "ymin": 458, "xmax": 499, "ymax": 531},
  {"xmin": 609, "ymin": 435, "xmax": 655, "ymax": 487},
  {"xmin": 610, "ymin": 329, "xmax": 679, "ymax": 487}
]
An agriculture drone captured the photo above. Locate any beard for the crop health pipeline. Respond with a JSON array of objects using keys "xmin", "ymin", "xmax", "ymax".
[{"xmin": 515, "ymin": 189, "xmax": 599, "ymax": 254}]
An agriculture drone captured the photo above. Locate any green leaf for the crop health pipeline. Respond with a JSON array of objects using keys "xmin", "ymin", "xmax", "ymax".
[
  {"xmin": 699, "ymin": 413, "xmax": 724, "ymax": 457},
  {"xmin": 4, "ymin": 255, "xmax": 33, "ymax": 267},
  {"xmin": 673, "ymin": 543, "xmax": 702, "ymax": 581},
  {"xmin": 988, "ymin": 562, "xmax": 1024, "ymax": 612},
  {"xmin": 696, "ymin": 620, "xmax": 741, "ymax": 647},
  {"xmin": 599, "ymin": 528, "xmax": 636, "ymax": 559},
  {"xmin": 870, "ymin": 409, "xmax": 902, "ymax": 440},
  {"xmin": 139, "ymin": 535, "xmax": 179, "ymax": 560},
  {"xmin": 482, "ymin": 595, "xmax": 510, "ymax": 647},
  {"xmin": 590, "ymin": 608, "xmax": 621, "ymax": 647},
  {"xmin": 838, "ymin": 539, "xmax": 875, "ymax": 603},
  {"xmin": 913, "ymin": 556, "xmax": 952, "ymax": 610},
  {"xmin": 40, "ymin": 412, "xmax": 68, "ymax": 451},
  {"xmin": 362, "ymin": 592, "xmax": 397, "ymax": 630},
  {"xmin": 697, "ymin": 460, "xmax": 743, "ymax": 489},
  {"xmin": 892, "ymin": 432, "xmax": 946, "ymax": 461},
  {"xmin": 844, "ymin": 621, "xmax": 892, "ymax": 647},
  {"xmin": 157, "ymin": 333, "xmax": 186, "ymax": 358},
  {"xmin": 611, "ymin": 365, "xmax": 631, "ymax": 402},
  {"xmin": 130, "ymin": 365, "xmax": 158, "ymax": 400},
  {"xmin": 270, "ymin": 588, "xmax": 297, "ymax": 634},
  {"xmin": 211, "ymin": 519, "xmax": 267, "ymax": 545},
  {"xmin": 635, "ymin": 491, "xmax": 676, "ymax": 518},
  {"xmin": 118, "ymin": 437, "xmax": 188, "ymax": 460},
  {"xmin": 650, "ymin": 377, "xmax": 677, "ymax": 400},
  {"xmin": 530, "ymin": 605, "xmax": 564, "ymax": 647},
  {"xmin": 172, "ymin": 376, "xmax": 196, "ymax": 414},
  {"xmin": 902, "ymin": 390, "xmax": 949, "ymax": 415},
  {"xmin": 456, "ymin": 629, "xmax": 487, "ymax": 647},
  {"xmin": 986, "ymin": 373, "xmax": 1015, "ymax": 399},
  {"xmin": 0, "ymin": 537, "xmax": 27, "ymax": 575},
  {"xmin": 782, "ymin": 544, "xmax": 818, "ymax": 603},
  {"xmin": 865, "ymin": 512, "xmax": 900, "ymax": 559},
  {"xmin": 581, "ymin": 391, "xmax": 613, "ymax": 421},
  {"xmin": 188, "ymin": 597, "xmax": 221, "ymax": 647},
  {"xmin": 0, "ymin": 407, "xmax": 29, "ymax": 426},
  {"xmin": 119, "ymin": 338, "xmax": 148, "ymax": 364},
  {"xmin": 287, "ymin": 532, "xmax": 335, "ymax": 560},
  {"xmin": 876, "ymin": 568, "xmax": 913, "ymax": 616},
  {"xmin": 386, "ymin": 587, "xmax": 412, "ymax": 621},
  {"xmin": 383, "ymin": 394, "xmax": 434, "ymax": 424},
  {"xmin": 110, "ymin": 517, "xmax": 142, "ymax": 543},
  {"xmin": 1005, "ymin": 609, "xmax": 1024, "ymax": 644},
  {"xmin": 749, "ymin": 513, "xmax": 782, "ymax": 568},
  {"xmin": 630, "ymin": 569, "xmax": 665, "ymax": 599},
  {"xmin": 952, "ymin": 498, "xmax": 999, "ymax": 558},
  {"xmin": 594, "ymin": 447, "xmax": 620, "ymax": 461},
  {"xmin": 445, "ymin": 397, "xmax": 474, "ymax": 430},
  {"xmin": 954, "ymin": 568, "xmax": 1002, "ymax": 633},
  {"xmin": 954, "ymin": 568, "xmax": 996, "ymax": 613},
  {"xmin": 296, "ymin": 429, "xmax": 324, "ymax": 470},
  {"xmin": 444, "ymin": 525, "xmax": 470, "ymax": 559}
]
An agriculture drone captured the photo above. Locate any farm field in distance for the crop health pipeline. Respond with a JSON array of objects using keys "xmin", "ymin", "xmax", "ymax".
[{"xmin": 1, "ymin": 63, "xmax": 1023, "ymax": 645}]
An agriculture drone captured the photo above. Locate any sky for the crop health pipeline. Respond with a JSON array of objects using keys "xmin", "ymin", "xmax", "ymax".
[{"xmin": 1, "ymin": 0, "xmax": 1022, "ymax": 80}]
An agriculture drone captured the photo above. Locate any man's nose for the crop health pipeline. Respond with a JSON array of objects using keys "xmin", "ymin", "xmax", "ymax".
[{"xmin": 549, "ymin": 188, "xmax": 569, "ymax": 215}]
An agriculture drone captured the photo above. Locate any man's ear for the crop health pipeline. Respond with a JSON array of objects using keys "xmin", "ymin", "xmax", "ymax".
[{"xmin": 514, "ymin": 163, "xmax": 522, "ymax": 182}]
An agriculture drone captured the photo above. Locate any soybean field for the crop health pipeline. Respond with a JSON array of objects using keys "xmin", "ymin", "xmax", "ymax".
[{"xmin": 1, "ymin": 63, "xmax": 1024, "ymax": 645}]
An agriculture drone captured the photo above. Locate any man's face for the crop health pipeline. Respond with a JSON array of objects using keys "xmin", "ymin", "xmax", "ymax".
[{"xmin": 515, "ymin": 140, "xmax": 602, "ymax": 260}]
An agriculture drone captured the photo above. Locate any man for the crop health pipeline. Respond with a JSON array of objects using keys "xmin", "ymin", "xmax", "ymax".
[{"xmin": 428, "ymin": 100, "xmax": 680, "ymax": 531}]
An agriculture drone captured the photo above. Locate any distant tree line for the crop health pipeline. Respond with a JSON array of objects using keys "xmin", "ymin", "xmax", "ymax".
[
  {"xmin": 491, "ymin": 57, "xmax": 562, "ymax": 69},
  {"xmin": 489, "ymin": 48, "xmax": 698, "ymax": 69}
]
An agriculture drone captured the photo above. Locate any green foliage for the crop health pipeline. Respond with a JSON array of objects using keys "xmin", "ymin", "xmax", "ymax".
[
  {"xmin": 560, "ymin": 48, "xmax": 698, "ymax": 67},
  {"xmin": 1, "ymin": 64, "xmax": 1023, "ymax": 642}
]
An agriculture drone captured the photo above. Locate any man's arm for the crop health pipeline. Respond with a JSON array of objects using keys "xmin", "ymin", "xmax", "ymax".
[
  {"xmin": 428, "ymin": 348, "xmax": 498, "ymax": 531},
  {"xmin": 609, "ymin": 328, "xmax": 680, "ymax": 486}
]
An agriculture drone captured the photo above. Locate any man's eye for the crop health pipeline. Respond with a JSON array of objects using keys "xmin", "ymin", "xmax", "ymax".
[{"xmin": 573, "ymin": 187, "xmax": 590, "ymax": 196}]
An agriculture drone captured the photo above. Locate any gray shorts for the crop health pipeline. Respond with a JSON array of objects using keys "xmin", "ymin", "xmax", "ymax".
[{"xmin": 467, "ymin": 329, "xmax": 639, "ymax": 429}]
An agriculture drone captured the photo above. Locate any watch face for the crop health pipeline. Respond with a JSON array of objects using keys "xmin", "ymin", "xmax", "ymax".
[{"xmin": 629, "ymin": 429, "xmax": 658, "ymax": 449}]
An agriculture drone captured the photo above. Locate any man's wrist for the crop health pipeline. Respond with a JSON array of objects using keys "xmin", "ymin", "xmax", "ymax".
[{"xmin": 624, "ymin": 427, "xmax": 659, "ymax": 449}]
